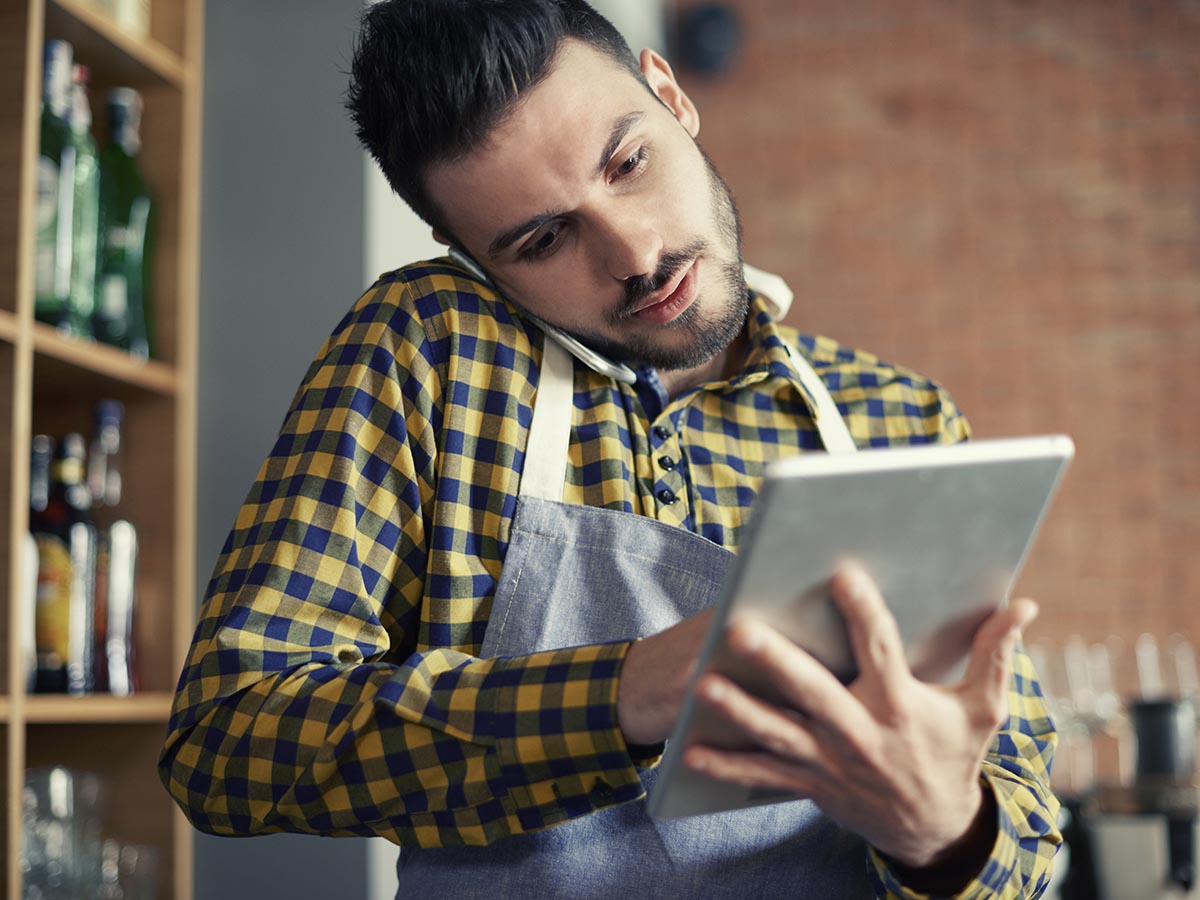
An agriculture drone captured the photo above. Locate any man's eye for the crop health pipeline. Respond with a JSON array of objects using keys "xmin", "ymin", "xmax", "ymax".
[
  {"xmin": 521, "ymin": 224, "xmax": 564, "ymax": 261},
  {"xmin": 613, "ymin": 147, "xmax": 647, "ymax": 179}
]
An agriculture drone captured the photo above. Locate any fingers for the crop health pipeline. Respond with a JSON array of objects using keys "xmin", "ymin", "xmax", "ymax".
[
  {"xmin": 829, "ymin": 563, "xmax": 911, "ymax": 690},
  {"xmin": 961, "ymin": 597, "xmax": 1039, "ymax": 730},
  {"xmin": 617, "ymin": 608, "xmax": 716, "ymax": 746},
  {"xmin": 694, "ymin": 671, "xmax": 822, "ymax": 761},
  {"xmin": 684, "ymin": 744, "xmax": 815, "ymax": 797},
  {"xmin": 722, "ymin": 618, "xmax": 873, "ymax": 737}
]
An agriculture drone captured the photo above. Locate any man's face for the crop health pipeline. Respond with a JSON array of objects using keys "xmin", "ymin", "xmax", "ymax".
[{"xmin": 425, "ymin": 40, "xmax": 747, "ymax": 371}]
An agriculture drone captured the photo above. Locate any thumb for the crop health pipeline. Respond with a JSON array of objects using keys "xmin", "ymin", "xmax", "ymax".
[{"xmin": 961, "ymin": 598, "xmax": 1039, "ymax": 729}]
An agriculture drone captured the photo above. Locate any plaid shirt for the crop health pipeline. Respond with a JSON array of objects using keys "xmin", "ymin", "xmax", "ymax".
[{"xmin": 160, "ymin": 259, "xmax": 1060, "ymax": 899}]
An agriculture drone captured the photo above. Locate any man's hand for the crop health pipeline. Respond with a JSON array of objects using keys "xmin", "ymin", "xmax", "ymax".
[
  {"xmin": 616, "ymin": 564, "xmax": 1037, "ymax": 882},
  {"xmin": 680, "ymin": 565, "xmax": 1038, "ymax": 874},
  {"xmin": 617, "ymin": 608, "xmax": 715, "ymax": 746}
]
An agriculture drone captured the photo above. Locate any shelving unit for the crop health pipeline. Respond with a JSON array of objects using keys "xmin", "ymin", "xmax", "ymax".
[{"xmin": 2, "ymin": 0, "xmax": 201, "ymax": 896}]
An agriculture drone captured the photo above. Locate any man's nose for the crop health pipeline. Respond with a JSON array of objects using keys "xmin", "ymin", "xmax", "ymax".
[{"xmin": 597, "ymin": 215, "xmax": 663, "ymax": 282}]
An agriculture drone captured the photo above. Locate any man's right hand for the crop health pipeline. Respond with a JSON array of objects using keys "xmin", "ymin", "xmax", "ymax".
[{"xmin": 616, "ymin": 608, "xmax": 715, "ymax": 746}]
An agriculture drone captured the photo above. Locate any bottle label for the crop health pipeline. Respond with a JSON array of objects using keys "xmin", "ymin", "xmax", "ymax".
[
  {"xmin": 34, "ymin": 156, "xmax": 59, "ymax": 300},
  {"xmin": 51, "ymin": 456, "xmax": 85, "ymax": 486},
  {"xmin": 22, "ymin": 534, "xmax": 39, "ymax": 690},
  {"xmin": 106, "ymin": 223, "xmax": 132, "ymax": 250},
  {"xmin": 36, "ymin": 156, "xmax": 58, "ymax": 229},
  {"xmin": 35, "ymin": 534, "xmax": 72, "ymax": 665},
  {"xmin": 54, "ymin": 145, "xmax": 77, "ymax": 299},
  {"xmin": 100, "ymin": 273, "xmax": 129, "ymax": 320}
]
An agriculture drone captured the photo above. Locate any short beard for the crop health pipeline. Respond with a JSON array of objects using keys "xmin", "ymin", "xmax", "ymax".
[{"xmin": 553, "ymin": 145, "xmax": 749, "ymax": 372}]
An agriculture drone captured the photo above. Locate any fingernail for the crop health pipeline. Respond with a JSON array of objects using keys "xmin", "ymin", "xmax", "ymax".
[
  {"xmin": 729, "ymin": 620, "xmax": 763, "ymax": 654},
  {"xmin": 1014, "ymin": 599, "xmax": 1040, "ymax": 627},
  {"xmin": 838, "ymin": 564, "xmax": 868, "ymax": 598},
  {"xmin": 739, "ymin": 625, "xmax": 764, "ymax": 652}
]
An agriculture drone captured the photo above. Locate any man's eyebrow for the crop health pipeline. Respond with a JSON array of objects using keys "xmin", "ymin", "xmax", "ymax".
[
  {"xmin": 487, "ymin": 210, "xmax": 559, "ymax": 259},
  {"xmin": 596, "ymin": 110, "xmax": 645, "ymax": 176},
  {"xmin": 485, "ymin": 111, "xmax": 647, "ymax": 260}
]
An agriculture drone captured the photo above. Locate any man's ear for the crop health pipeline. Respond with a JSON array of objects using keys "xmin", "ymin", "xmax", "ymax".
[
  {"xmin": 432, "ymin": 228, "xmax": 451, "ymax": 246},
  {"xmin": 639, "ymin": 48, "xmax": 699, "ymax": 138}
]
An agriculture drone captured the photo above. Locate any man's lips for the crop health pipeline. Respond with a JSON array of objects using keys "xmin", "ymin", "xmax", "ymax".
[{"xmin": 630, "ymin": 259, "xmax": 699, "ymax": 322}]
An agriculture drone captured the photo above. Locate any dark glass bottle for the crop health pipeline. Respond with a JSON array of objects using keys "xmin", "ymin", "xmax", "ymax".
[
  {"xmin": 96, "ymin": 88, "xmax": 154, "ymax": 358},
  {"xmin": 32, "ymin": 433, "xmax": 97, "ymax": 693},
  {"xmin": 87, "ymin": 399, "xmax": 125, "ymax": 509},
  {"xmin": 25, "ymin": 437, "xmax": 55, "ymax": 691}
]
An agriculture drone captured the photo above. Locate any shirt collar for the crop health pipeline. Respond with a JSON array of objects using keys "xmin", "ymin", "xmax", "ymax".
[{"xmin": 729, "ymin": 294, "xmax": 820, "ymax": 417}]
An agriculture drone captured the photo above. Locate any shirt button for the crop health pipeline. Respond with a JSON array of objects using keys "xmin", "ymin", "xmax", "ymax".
[
  {"xmin": 653, "ymin": 425, "xmax": 671, "ymax": 441},
  {"xmin": 657, "ymin": 488, "xmax": 678, "ymax": 505},
  {"xmin": 658, "ymin": 456, "xmax": 676, "ymax": 471}
]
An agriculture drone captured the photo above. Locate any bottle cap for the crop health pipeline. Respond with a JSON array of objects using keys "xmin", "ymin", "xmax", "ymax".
[
  {"xmin": 42, "ymin": 41, "xmax": 73, "ymax": 118},
  {"xmin": 107, "ymin": 88, "xmax": 144, "ymax": 155},
  {"xmin": 95, "ymin": 399, "xmax": 126, "ymax": 427},
  {"xmin": 70, "ymin": 64, "xmax": 93, "ymax": 132}
]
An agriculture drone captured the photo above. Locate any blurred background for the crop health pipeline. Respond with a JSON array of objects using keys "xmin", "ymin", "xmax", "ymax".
[
  {"xmin": 4, "ymin": 0, "xmax": 1197, "ymax": 897},
  {"xmin": 681, "ymin": 0, "xmax": 1200, "ymax": 653}
]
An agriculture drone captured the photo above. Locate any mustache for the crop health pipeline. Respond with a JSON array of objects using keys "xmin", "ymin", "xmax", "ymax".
[{"xmin": 616, "ymin": 240, "xmax": 708, "ymax": 318}]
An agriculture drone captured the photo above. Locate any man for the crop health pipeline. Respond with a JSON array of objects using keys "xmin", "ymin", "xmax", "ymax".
[{"xmin": 160, "ymin": 2, "xmax": 1060, "ymax": 897}]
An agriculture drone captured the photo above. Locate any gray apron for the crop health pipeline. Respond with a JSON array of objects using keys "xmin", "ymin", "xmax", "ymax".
[{"xmin": 396, "ymin": 336, "xmax": 872, "ymax": 898}]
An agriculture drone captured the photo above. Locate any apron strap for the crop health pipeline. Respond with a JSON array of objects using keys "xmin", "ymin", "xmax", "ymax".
[
  {"xmin": 519, "ymin": 337, "xmax": 576, "ymax": 501},
  {"xmin": 784, "ymin": 345, "xmax": 858, "ymax": 455}
]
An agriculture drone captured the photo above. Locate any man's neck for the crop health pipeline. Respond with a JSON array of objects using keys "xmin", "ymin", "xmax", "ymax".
[{"xmin": 657, "ymin": 327, "xmax": 750, "ymax": 399}]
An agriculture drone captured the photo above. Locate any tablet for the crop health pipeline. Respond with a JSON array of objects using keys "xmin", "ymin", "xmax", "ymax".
[{"xmin": 647, "ymin": 434, "xmax": 1074, "ymax": 820}]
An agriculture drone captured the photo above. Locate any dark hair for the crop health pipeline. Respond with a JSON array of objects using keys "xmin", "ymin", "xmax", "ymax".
[{"xmin": 347, "ymin": 0, "xmax": 645, "ymax": 234}]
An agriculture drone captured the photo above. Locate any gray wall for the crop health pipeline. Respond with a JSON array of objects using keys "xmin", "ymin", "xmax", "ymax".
[{"xmin": 196, "ymin": 1, "xmax": 369, "ymax": 897}]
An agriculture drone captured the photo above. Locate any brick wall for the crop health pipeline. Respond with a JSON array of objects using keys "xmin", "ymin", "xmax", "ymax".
[{"xmin": 676, "ymin": 0, "xmax": 1200, "ymax": 695}]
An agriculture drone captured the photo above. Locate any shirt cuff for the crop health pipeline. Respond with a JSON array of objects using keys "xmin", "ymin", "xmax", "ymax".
[
  {"xmin": 478, "ymin": 640, "xmax": 648, "ymax": 833},
  {"xmin": 868, "ymin": 775, "xmax": 1021, "ymax": 900}
]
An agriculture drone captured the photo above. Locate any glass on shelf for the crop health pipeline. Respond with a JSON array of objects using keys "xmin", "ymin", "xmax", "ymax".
[
  {"xmin": 83, "ymin": 0, "xmax": 152, "ymax": 41},
  {"xmin": 20, "ymin": 766, "xmax": 159, "ymax": 899},
  {"xmin": 21, "ymin": 766, "xmax": 104, "ymax": 898}
]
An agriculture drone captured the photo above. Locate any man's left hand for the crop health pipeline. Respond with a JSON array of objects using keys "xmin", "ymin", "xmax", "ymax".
[{"xmin": 683, "ymin": 565, "xmax": 1038, "ymax": 875}]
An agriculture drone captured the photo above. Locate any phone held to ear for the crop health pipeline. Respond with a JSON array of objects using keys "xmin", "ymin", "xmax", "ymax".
[{"xmin": 445, "ymin": 246, "xmax": 637, "ymax": 384}]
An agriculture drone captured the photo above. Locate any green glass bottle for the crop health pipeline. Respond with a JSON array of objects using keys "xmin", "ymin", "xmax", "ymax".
[
  {"xmin": 96, "ymin": 88, "xmax": 154, "ymax": 358},
  {"xmin": 67, "ymin": 64, "xmax": 100, "ymax": 337},
  {"xmin": 34, "ymin": 41, "xmax": 86, "ymax": 334}
]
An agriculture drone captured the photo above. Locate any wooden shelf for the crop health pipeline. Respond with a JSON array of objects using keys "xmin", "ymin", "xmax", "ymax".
[
  {"xmin": 0, "ymin": 310, "xmax": 17, "ymax": 345},
  {"xmin": 46, "ymin": 0, "xmax": 191, "ymax": 89},
  {"xmin": 31, "ymin": 320, "xmax": 179, "ymax": 396},
  {"xmin": 0, "ymin": 692, "xmax": 174, "ymax": 723}
]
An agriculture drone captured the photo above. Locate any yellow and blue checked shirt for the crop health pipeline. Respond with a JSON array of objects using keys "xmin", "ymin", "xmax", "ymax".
[{"xmin": 160, "ymin": 259, "xmax": 1060, "ymax": 899}]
